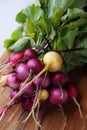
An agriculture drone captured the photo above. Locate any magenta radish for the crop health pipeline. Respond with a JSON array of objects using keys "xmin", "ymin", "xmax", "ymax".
[
  {"xmin": 33, "ymin": 75, "xmax": 43, "ymax": 87},
  {"xmin": 49, "ymin": 88, "xmax": 68, "ymax": 105},
  {"xmin": 27, "ymin": 58, "xmax": 43, "ymax": 74},
  {"xmin": 41, "ymin": 73, "xmax": 51, "ymax": 88},
  {"xmin": 10, "ymin": 90, "xmax": 18, "ymax": 99},
  {"xmin": 16, "ymin": 63, "xmax": 29, "ymax": 81},
  {"xmin": 33, "ymin": 73, "xmax": 50, "ymax": 88},
  {"xmin": 24, "ymin": 48, "xmax": 38, "ymax": 59},
  {"xmin": 68, "ymin": 83, "xmax": 84, "ymax": 118},
  {"xmin": 7, "ymin": 73, "xmax": 20, "ymax": 89},
  {"xmin": 10, "ymin": 52, "xmax": 24, "ymax": 64},
  {"xmin": 0, "ymin": 52, "xmax": 24, "ymax": 74},
  {"xmin": 21, "ymin": 99, "xmax": 33, "ymax": 111},
  {"xmin": 52, "ymin": 72, "xmax": 68, "ymax": 86},
  {"xmin": 23, "ymin": 83, "xmax": 34, "ymax": 97},
  {"xmin": 10, "ymin": 90, "xmax": 22, "ymax": 103}
]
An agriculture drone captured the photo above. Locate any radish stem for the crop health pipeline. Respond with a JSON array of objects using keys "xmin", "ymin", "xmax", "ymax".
[{"xmin": 0, "ymin": 63, "xmax": 10, "ymax": 73}]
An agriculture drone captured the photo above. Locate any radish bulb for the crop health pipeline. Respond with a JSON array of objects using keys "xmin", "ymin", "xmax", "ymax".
[
  {"xmin": 21, "ymin": 98, "xmax": 33, "ymax": 110},
  {"xmin": 33, "ymin": 75, "xmax": 43, "ymax": 87},
  {"xmin": 23, "ymin": 83, "xmax": 34, "ymax": 97},
  {"xmin": 49, "ymin": 88, "xmax": 68, "ymax": 121},
  {"xmin": 33, "ymin": 73, "xmax": 50, "ymax": 88},
  {"xmin": 38, "ymin": 89, "xmax": 49, "ymax": 101},
  {"xmin": 16, "ymin": 63, "xmax": 29, "ymax": 81},
  {"xmin": 41, "ymin": 73, "xmax": 51, "ymax": 88},
  {"xmin": 27, "ymin": 58, "xmax": 43, "ymax": 74},
  {"xmin": 24, "ymin": 48, "xmax": 38, "ymax": 59},
  {"xmin": 43, "ymin": 51, "xmax": 63, "ymax": 72},
  {"xmin": 0, "ymin": 52, "xmax": 24, "ymax": 74},
  {"xmin": 49, "ymin": 88, "xmax": 68, "ymax": 105},
  {"xmin": 10, "ymin": 90, "xmax": 18, "ymax": 99},
  {"xmin": 52, "ymin": 72, "xmax": 68, "ymax": 86},
  {"xmin": 7, "ymin": 73, "xmax": 20, "ymax": 89}
]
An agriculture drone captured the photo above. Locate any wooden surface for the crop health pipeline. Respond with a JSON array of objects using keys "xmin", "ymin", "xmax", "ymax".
[{"xmin": 0, "ymin": 52, "xmax": 87, "ymax": 130}]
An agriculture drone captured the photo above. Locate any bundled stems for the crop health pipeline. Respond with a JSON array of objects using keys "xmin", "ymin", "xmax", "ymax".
[
  {"xmin": 35, "ymin": 38, "xmax": 52, "ymax": 54},
  {"xmin": 35, "ymin": 37, "xmax": 85, "ymax": 54}
]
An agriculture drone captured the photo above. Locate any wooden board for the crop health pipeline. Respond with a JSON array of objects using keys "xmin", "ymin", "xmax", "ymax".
[{"xmin": 0, "ymin": 51, "xmax": 87, "ymax": 130}]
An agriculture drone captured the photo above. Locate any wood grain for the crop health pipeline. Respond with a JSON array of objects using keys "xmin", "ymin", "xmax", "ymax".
[{"xmin": 0, "ymin": 51, "xmax": 87, "ymax": 130}]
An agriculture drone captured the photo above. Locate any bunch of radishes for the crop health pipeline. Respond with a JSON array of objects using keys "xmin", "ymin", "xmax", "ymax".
[{"xmin": 0, "ymin": 48, "xmax": 83, "ymax": 126}]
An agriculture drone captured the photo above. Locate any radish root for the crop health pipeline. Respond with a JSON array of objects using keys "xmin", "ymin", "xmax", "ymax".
[
  {"xmin": 23, "ymin": 98, "xmax": 40, "ymax": 125},
  {"xmin": 0, "ymin": 63, "xmax": 10, "ymax": 73},
  {"xmin": 0, "ymin": 105, "xmax": 8, "ymax": 121},
  {"xmin": 58, "ymin": 104, "xmax": 66, "ymax": 121},
  {"xmin": 23, "ymin": 86, "xmax": 41, "ymax": 128},
  {"xmin": 73, "ymin": 97, "xmax": 84, "ymax": 119}
]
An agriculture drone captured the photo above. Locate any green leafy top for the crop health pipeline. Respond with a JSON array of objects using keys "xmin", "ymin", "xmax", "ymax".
[{"xmin": 4, "ymin": 0, "xmax": 87, "ymax": 73}]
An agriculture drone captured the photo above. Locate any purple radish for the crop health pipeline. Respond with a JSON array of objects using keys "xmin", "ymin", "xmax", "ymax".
[
  {"xmin": 49, "ymin": 88, "xmax": 68, "ymax": 105},
  {"xmin": 16, "ymin": 63, "xmax": 29, "ymax": 81},
  {"xmin": 52, "ymin": 72, "xmax": 68, "ymax": 86},
  {"xmin": 21, "ymin": 99, "xmax": 33, "ymax": 110},
  {"xmin": 24, "ymin": 48, "xmax": 37, "ymax": 59},
  {"xmin": 7, "ymin": 73, "xmax": 20, "ymax": 89},
  {"xmin": 27, "ymin": 58, "xmax": 43, "ymax": 74}
]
